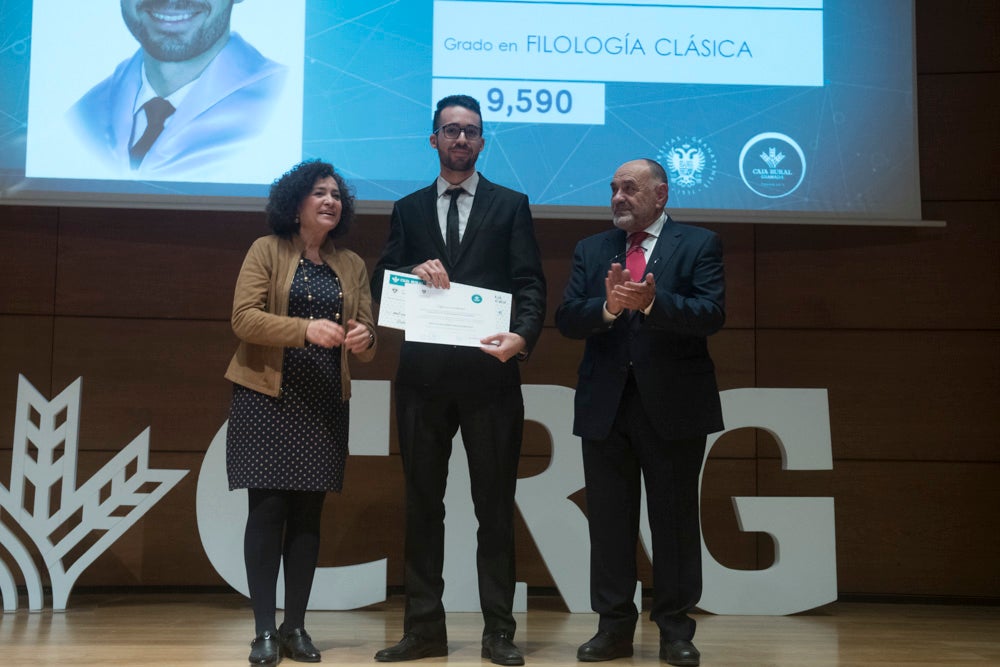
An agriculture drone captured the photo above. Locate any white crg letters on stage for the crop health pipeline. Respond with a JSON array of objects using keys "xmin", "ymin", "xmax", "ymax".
[{"xmin": 196, "ymin": 382, "xmax": 836, "ymax": 615}]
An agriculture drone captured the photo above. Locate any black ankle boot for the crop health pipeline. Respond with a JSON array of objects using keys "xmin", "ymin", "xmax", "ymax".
[
  {"xmin": 249, "ymin": 628, "xmax": 281, "ymax": 666},
  {"xmin": 279, "ymin": 625, "xmax": 321, "ymax": 662}
]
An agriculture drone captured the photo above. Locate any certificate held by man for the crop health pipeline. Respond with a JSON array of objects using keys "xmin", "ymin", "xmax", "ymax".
[
  {"xmin": 380, "ymin": 269, "xmax": 513, "ymax": 347},
  {"xmin": 406, "ymin": 279, "xmax": 512, "ymax": 348}
]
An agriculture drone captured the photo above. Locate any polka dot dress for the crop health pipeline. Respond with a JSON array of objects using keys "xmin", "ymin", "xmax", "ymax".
[{"xmin": 226, "ymin": 257, "xmax": 349, "ymax": 492}]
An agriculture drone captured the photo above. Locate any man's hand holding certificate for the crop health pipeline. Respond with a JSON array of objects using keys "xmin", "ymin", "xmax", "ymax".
[{"xmin": 378, "ymin": 270, "xmax": 516, "ymax": 356}]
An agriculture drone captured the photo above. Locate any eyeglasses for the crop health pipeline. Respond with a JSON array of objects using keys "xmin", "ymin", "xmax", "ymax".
[{"xmin": 435, "ymin": 123, "xmax": 482, "ymax": 140}]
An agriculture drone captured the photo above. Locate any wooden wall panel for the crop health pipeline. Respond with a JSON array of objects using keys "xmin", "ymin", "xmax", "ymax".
[
  {"xmin": 55, "ymin": 207, "xmax": 263, "ymax": 319},
  {"xmin": 917, "ymin": 72, "xmax": 1000, "ymax": 202},
  {"xmin": 349, "ymin": 214, "xmax": 399, "ymax": 265},
  {"xmin": 523, "ymin": 218, "xmax": 601, "ymax": 329},
  {"xmin": 916, "ymin": 0, "xmax": 1000, "ymax": 74},
  {"xmin": 758, "ymin": 460, "xmax": 1000, "ymax": 598},
  {"xmin": 757, "ymin": 330, "xmax": 1000, "ymax": 462},
  {"xmin": 0, "ymin": 206, "xmax": 58, "ymax": 315},
  {"xmin": 50, "ymin": 317, "xmax": 235, "ymax": 454},
  {"xmin": 710, "ymin": 329, "xmax": 756, "ymax": 393},
  {"xmin": 755, "ymin": 207, "xmax": 1000, "ymax": 329},
  {"xmin": 706, "ymin": 224, "xmax": 756, "ymax": 330},
  {"xmin": 0, "ymin": 316, "xmax": 55, "ymax": 453},
  {"xmin": 520, "ymin": 328, "xmax": 585, "ymax": 390}
]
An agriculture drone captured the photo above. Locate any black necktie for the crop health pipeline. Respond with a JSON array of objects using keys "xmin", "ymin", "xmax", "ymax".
[
  {"xmin": 130, "ymin": 97, "xmax": 175, "ymax": 169},
  {"xmin": 445, "ymin": 187, "xmax": 463, "ymax": 263}
]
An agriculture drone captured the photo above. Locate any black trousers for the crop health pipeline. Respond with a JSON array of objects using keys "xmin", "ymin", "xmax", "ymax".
[
  {"xmin": 582, "ymin": 375, "xmax": 707, "ymax": 641},
  {"xmin": 395, "ymin": 383, "xmax": 524, "ymax": 640}
]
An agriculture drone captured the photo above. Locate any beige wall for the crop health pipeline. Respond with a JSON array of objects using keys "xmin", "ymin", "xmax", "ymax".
[{"xmin": 1, "ymin": 0, "xmax": 997, "ymax": 600}]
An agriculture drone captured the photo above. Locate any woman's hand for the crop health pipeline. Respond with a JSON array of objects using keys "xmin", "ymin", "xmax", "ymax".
[
  {"xmin": 305, "ymin": 319, "xmax": 346, "ymax": 347},
  {"xmin": 344, "ymin": 319, "xmax": 374, "ymax": 354}
]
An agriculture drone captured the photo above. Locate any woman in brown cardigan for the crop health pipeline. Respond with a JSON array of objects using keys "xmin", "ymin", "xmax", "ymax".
[{"xmin": 224, "ymin": 160, "xmax": 376, "ymax": 667}]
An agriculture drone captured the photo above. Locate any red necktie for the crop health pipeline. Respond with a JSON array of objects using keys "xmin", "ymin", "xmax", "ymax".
[{"xmin": 626, "ymin": 231, "xmax": 650, "ymax": 279}]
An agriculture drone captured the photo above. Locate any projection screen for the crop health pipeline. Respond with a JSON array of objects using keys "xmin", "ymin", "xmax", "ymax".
[{"xmin": 0, "ymin": 0, "xmax": 931, "ymax": 225}]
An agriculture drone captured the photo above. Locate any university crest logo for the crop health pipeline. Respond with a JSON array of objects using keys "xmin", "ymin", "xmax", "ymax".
[{"xmin": 657, "ymin": 136, "xmax": 717, "ymax": 194}]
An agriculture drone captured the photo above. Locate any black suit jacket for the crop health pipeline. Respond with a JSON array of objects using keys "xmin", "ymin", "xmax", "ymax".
[
  {"xmin": 555, "ymin": 216, "xmax": 725, "ymax": 441},
  {"xmin": 371, "ymin": 174, "xmax": 546, "ymax": 391}
]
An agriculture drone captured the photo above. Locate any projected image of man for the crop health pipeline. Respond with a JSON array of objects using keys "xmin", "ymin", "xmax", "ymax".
[{"xmin": 67, "ymin": 0, "xmax": 288, "ymax": 181}]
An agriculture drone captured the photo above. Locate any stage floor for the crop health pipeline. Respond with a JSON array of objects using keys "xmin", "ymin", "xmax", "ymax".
[{"xmin": 1, "ymin": 593, "xmax": 998, "ymax": 666}]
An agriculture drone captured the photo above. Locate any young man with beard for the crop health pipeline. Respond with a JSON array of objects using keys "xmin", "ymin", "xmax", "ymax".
[
  {"xmin": 68, "ymin": 0, "xmax": 288, "ymax": 180},
  {"xmin": 370, "ymin": 94, "xmax": 546, "ymax": 666},
  {"xmin": 555, "ymin": 158, "xmax": 725, "ymax": 666}
]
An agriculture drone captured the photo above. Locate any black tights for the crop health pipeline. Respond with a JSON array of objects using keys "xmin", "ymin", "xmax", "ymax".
[{"xmin": 244, "ymin": 488, "xmax": 326, "ymax": 634}]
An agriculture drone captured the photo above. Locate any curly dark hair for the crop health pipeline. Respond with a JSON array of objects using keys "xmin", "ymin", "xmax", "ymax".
[{"xmin": 265, "ymin": 160, "xmax": 356, "ymax": 239}]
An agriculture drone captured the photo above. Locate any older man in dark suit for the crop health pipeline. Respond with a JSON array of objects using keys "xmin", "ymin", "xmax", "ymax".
[
  {"xmin": 370, "ymin": 94, "xmax": 546, "ymax": 666},
  {"xmin": 555, "ymin": 158, "xmax": 725, "ymax": 666}
]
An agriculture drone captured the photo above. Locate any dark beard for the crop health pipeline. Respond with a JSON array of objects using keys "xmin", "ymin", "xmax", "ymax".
[
  {"xmin": 124, "ymin": 0, "xmax": 233, "ymax": 62},
  {"xmin": 440, "ymin": 149, "xmax": 477, "ymax": 173}
]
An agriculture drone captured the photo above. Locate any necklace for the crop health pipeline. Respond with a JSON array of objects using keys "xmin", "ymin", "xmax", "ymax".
[{"xmin": 299, "ymin": 256, "xmax": 343, "ymax": 324}]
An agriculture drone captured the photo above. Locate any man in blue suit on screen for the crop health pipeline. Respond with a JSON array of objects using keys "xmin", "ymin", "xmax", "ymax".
[{"xmin": 68, "ymin": 0, "xmax": 287, "ymax": 182}]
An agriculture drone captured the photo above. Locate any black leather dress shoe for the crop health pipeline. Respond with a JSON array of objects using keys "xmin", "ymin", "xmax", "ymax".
[
  {"xmin": 482, "ymin": 632, "xmax": 525, "ymax": 666},
  {"xmin": 659, "ymin": 639, "xmax": 700, "ymax": 666},
  {"xmin": 374, "ymin": 634, "xmax": 448, "ymax": 662},
  {"xmin": 577, "ymin": 630, "xmax": 633, "ymax": 662},
  {"xmin": 248, "ymin": 629, "xmax": 281, "ymax": 666},
  {"xmin": 279, "ymin": 626, "xmax": 321, "ymax": 662}
]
